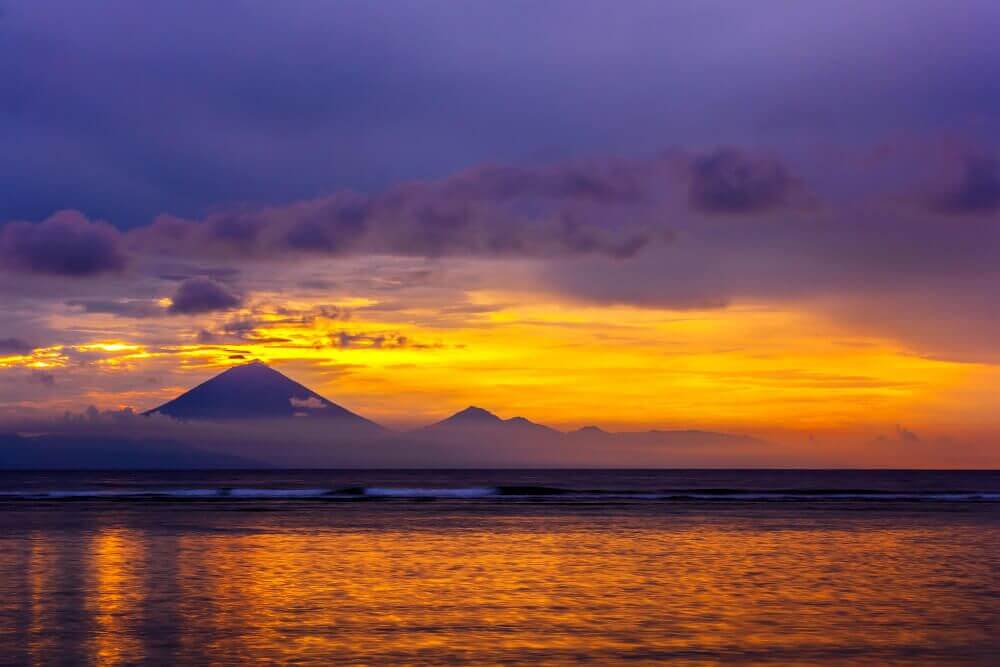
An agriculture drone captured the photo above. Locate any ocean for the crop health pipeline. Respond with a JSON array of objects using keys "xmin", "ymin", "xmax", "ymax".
[{"xmin": 1, "ymin": 469, "xmax": 998, "ymax": 665}]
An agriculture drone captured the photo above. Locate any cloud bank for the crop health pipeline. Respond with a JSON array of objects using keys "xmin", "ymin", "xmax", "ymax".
[
  {"xmin": 168, "ymin": 278, "xmax": 242, "ymax": 315},
  {"xmin": 2, "ymin": 142, "xmax": 998, "ymax": 365},
  {"xmin": 0, "ymin": 211, "xmax": 126, "ymax": 276}
]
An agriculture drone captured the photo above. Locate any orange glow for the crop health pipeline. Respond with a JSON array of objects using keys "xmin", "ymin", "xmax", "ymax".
[
  {"xmin": 14, "ymin": 286, "xmax": 993, "ymax": 446},
  {"xmin": 134, "ymin": 292, "xmax": 976, "ymax": 432},
  {"xmin": 68, "ymin": 516, "xmax": 994, "ymax": 662},
  {"xmin": 88, "ymin": 528, "xmax": 146, "ymax": 666},
  {"xmin": 0, "ymin": 345, "xmax": 69, "ymax": 369}
]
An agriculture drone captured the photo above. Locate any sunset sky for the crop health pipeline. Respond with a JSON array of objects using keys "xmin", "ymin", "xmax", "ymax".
[{"xmin": 3, "ymin": 2, "xmax": 1000, "ymax": 463}]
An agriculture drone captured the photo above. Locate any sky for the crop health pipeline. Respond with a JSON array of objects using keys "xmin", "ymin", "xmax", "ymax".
[{"xmin": 2, "ymin": 1, "xmax": 1000, "ymax": 464}]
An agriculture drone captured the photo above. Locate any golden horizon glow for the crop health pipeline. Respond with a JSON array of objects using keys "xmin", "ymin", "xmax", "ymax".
[{"xmin": 9, "ymin": 287, "xmax": 991, "ymax": 444}]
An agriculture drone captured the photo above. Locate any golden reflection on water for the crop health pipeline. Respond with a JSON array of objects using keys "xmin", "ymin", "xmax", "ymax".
[
  {"xmin": 5, "ymin": 511, "xmax": 1000, "ymax": 665},
  {"xmin": 27, "ymin": 535, "xmax": 59, "ymax": 665},
  {"xmin": 87, "ymin": 527, "xmax": 146, "ymax": 666},
  {"xmin": 171, "ymin": 519, "xmax": 995, "ymax": 664}
]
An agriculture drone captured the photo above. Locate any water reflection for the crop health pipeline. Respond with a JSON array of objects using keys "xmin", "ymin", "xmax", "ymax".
[
  {"xmin": 1, "ymin": 506, "xmax": 998, "ymax": 664},
  {"xmin": 88, "ymin": 528, "xmax": 146, "ymax": 665},
  {"xmin": 28, "ymin": 535, "xmax": 59, "ymax": 665}
]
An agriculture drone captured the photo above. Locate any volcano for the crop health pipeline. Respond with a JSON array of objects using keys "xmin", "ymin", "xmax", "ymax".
[
  {"xmin": 417, "ymin": 406, "xmax": 557, "ymax": 437},
  {"xmin": 146, "ymin": 361, "xmax": 381, "ymax": 430}
]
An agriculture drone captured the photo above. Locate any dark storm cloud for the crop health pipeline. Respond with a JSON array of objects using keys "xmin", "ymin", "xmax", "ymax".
[
  {"xmin": 167, "ymin": 277, "xmax": 242, "ymax": 315},
  {"xmin": 931, "ymin": 155, "xmax": 1000, "ymax": 214},
  {"xmin": 0, "ymin": 211, "xmax": 126, "ymax": 276},
  {"xmin": 688, "ymin": 150, "xmax": 794, "ymax": 214}
]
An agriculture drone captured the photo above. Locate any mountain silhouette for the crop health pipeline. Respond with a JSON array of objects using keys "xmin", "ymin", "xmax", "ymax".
[
  {"xmin": 418, "ymin": 406, "xmax": 558, "ymax": 437},
  {"xmin": 430, "ymin": 406, "xmax": 503, "ymax": 427},
  {"xmin": 571, "ymin": 425, "xmax": 611, "ymax": 438},
  {"xmin": 0, "ymin": 366, "xmax": 770, "ymax": 468},
  {"xmin": 146, "ymin": 361, "xmax": 381, "ymax": 429}
]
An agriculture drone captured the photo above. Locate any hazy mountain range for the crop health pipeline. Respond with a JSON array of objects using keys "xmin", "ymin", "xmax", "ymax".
[{"xmin": 1, "ymin": 362, "xmax": 766, "ymax": 468}]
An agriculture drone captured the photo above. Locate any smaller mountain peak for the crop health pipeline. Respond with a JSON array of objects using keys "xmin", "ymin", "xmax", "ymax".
[
  {"xmin": 452, "ymin": 406, "xmax": 502, "ymax": 422},
  {"xmin": 419, "ymin": 406, "xmax": 505, "ymax": 430},
  {"xmin": 504, "ymin": 415, "xmax": 558, "ymax": 433},
  {"xmin": 572, "ymin": 425, "xmax": 611, "ymax": 438}
]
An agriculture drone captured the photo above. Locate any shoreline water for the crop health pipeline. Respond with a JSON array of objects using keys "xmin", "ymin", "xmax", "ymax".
[{"xmin": 2, "ymin": 469, "xmax": 998, "ymax": 665}]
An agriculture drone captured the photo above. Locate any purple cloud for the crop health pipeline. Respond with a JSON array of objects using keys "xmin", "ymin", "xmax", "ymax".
[
  {"xmin": 168, "ymin": 277, "xmax": 242, "ymax": 315},
  {"xmin": 688, "ymin": 149, "xmax": 794, "ymax": 214},
  {"xmin": 2, "ymin": 140, "xmax": 1000, "ymax": 365},
  {"xmin": 0, "ymin": 211, "xmax": 127, "ymax": 276},
  {"xmin": 0, "ymin": 338, "xmax": 33, "ymax": 354},
  {"xmin": 931, "ymin": 155, "xmax": 1000, "ymax": 214},
  {"xmin": 131, "ymin": 158, "xmax": 661, "ymax": 261}
]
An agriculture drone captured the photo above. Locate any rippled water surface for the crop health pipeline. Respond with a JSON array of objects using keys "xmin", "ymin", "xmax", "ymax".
[{"xmin": 0, "ymin": 470, "xmax": 998, "ymax": 665}]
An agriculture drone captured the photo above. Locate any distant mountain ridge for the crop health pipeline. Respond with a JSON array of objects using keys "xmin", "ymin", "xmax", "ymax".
[
  {"xmin": 1, "ymin": 365, "xmax": 767, "ymax": 469},
  {"xmin": 419, "ymin": 406, "xmax": 558, "ymax": 436},
  {"xmin": 144, "ymin": 363, "xmax": 756, "ymax": 441},
  {"xmin": 119, "ymin": 362, "xmax": 768, "ymax": 467},
  {"xmin": 144, "ymin": 363, "xmax": 753, "ymax": 445},
  {"xmin": 411, "ymin": 405, "xmax": 750, "ymax": 445}
]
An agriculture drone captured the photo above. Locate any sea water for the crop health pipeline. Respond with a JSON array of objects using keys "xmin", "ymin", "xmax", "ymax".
[{"xmin": 0, "ymin": 469, "xmax": 998, "ymax": 665}]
